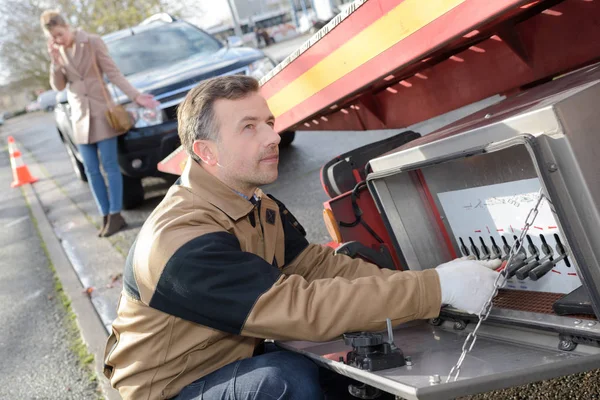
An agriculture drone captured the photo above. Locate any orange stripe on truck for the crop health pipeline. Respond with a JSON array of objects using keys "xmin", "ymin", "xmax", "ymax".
[{"xmin": 266, "ymin": 0, "xmax": 464, "ymax": 118}]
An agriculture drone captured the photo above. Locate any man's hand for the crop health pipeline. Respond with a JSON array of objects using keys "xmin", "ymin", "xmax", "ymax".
[{"xmin": 435, "ymin": 258, "xmax": 501, "ymax": 314}]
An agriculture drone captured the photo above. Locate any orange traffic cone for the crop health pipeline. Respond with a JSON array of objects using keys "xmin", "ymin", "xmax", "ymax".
[
  {"xmin": 7, "ymin": 136, "xmax": 17, "ymax": 155},
  {"xmin": 10, "ymin": 149, "xmax": 38, "ymax": 187}
]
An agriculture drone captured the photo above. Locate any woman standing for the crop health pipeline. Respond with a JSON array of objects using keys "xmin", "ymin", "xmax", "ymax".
[{"xmin": 41, "ymin": 10, "xmax": 159, "ymax": 237}]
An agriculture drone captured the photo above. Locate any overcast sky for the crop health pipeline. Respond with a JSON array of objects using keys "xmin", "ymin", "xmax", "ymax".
[{"xmin": 179, "ymin": 0, "xmax": 232, "ymax": 28}]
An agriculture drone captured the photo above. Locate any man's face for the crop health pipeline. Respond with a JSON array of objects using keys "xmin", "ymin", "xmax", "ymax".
[{"xmin": 210, "ymin": 92, "xmax": 281, "ymax": 192}]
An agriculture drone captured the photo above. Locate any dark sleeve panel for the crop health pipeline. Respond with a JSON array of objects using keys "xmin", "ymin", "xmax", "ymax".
[
  {"xmin": 266, "ymin": 194, "xmax": 309, "ymax": 266},
  {"xmin": 149, "ymin": 232, "xmax": 282, "ymax": 334}
]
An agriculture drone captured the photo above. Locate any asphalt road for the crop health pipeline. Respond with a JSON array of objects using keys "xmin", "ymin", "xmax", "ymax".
[
  {"xmin": 262, "ymin": 33, "xmax": 312, "ymax": 63},
  {"xmin": 0, "ymin": 146, "xmax": 99, "ymax": 399}
]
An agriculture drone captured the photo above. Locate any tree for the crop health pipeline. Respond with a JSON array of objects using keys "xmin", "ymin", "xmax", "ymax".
[
  {"xmin": 0, "ymin": 0, "xmax": 51, "ymax": 88},
  {"xmin": 0, "ymin": 0, "xmax": 201, "ymax": 89}
]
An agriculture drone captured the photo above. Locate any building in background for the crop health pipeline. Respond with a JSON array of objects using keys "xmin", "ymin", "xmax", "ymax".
[
  {"xmin": 206, "ymin": 0, "xmax": 358, "ymax": 47},
  {"xmin": 234, "ymin": 0, "xmax": 291, "ymax": 21},
  {"xmin": 207, "ymin": 0, "xmax": 316, "ymax": 46}
]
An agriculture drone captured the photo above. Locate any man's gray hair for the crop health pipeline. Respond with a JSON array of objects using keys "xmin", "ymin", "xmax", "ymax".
[{"xmin": 177, "ymin": 75, "xmax": 260, "ymax": 163}]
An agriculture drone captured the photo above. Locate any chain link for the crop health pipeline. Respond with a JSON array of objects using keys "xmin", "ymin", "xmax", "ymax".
[{"xmin": 445, "ymin": 189, "xmax": 546, "ymax": 383}]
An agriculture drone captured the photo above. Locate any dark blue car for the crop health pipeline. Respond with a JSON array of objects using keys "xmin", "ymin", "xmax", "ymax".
[{"xmin": 54, "ymin": 14, "xmax": 293, "ymax": 208}]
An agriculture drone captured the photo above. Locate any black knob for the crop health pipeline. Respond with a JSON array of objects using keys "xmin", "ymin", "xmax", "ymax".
[
  {"xmin": 516, "ymin": 254, "xmax": 552, "ymax": 280},
  {"xmin": 506, "ymin": 253, "xmax": 536, "ymax": 277},
  {"xmin": 529, "ymin": 254, "xmax": 567, "ymax": 281},
  {"xmin": 515, "ymin": 259, "xmax": 541, "ymax": 280},
  {"xmin": 343, "ymin": 332, "xmax": 384, "ymax": 347},
  {"xmin": 505, "ymin": 254, "xmax": 527, "ymax": 278}
]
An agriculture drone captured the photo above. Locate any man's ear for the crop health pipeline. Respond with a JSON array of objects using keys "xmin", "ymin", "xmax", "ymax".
[{"xmin": 192, "ymin": 140, "xmax": 217, "ymax": 166}]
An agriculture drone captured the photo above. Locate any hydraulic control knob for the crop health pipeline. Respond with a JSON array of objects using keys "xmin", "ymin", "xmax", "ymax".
[
  {"xmin": 529, "ymin": 254, "xmax": 568, "ymax": 281},
  {"xmin": 343, "ymin": 332, "xmax": 384, "ymax": 348},
  {"xmin": 504, "ymin": 253, "xmax": 528, "ymax": 278},
  {"xmin": 515, "ymin": 254, "xmax": 552, "ymax": 280}
]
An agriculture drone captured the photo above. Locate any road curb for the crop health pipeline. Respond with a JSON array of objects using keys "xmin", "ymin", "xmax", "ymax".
[
  {"xmin": 21, "ymin": 183, "xmax": 122, "ymax": 400},
  {"xmin": 15, "ymin": 138, "xmax": 127, "ymax": 334}
]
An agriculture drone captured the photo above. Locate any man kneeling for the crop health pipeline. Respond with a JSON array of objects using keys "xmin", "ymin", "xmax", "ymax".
[{"xmin": 103, "ymin": 75, "xmax": 500, "ymax": 399}]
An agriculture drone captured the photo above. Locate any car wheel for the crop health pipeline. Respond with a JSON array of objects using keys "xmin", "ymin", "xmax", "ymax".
[
  {"xmin": 279, "ymin": 131, "xmax": 295, "ymax": 148},
  {"xmin": 65, "ymin": 143, "xmax": 88, "ymax": 182},
  {"xmin": 122, "ymin": 175, "xmax": 145, "ymax": 210}
]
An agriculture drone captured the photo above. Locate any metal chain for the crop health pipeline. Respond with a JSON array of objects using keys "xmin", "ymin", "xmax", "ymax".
[{"xmin": 445, "ymin": 188, "xmax": 546, "ymax": 383}]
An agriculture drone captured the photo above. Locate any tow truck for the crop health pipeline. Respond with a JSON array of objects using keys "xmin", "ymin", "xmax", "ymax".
[{"xmin": 158, "ymin": 0, "xmax": 600, "ymax": 398}]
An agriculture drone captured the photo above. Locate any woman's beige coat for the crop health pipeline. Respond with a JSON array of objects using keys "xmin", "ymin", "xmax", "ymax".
[{"xmin": 50, "ymin": 29, "xmax": 140, "ymax": 144}]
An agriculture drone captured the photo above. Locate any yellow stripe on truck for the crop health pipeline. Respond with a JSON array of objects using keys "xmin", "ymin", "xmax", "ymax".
[{"xmin": 267, "ymin": 0, "xmax": 464, "ymax": 118}]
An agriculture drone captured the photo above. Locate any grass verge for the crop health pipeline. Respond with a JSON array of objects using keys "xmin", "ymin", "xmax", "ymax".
[{"xmin": 21, "ymin": 187, "xmax": 102, "ymax": 397}]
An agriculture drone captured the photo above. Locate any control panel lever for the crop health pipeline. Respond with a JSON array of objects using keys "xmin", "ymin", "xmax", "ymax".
[
  {"xmin": 505, "ymin": 253, "xmax": 531, "ymax": 278},
  {"xmin": 386, "ymin": 318, "xmax": 395, "ymax": 347},
  {"xmin": 529, "ymin": 254, "xmax": 567, "ymax": 281},
  {"xmin": 515, "ymin": 254, "xmax": 552, "ymax": 280}
]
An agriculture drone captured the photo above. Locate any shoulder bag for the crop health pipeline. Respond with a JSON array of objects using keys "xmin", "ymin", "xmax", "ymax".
[{"xmin": 90, "ymin": 43, "xmax": 134, "ymax": 134}]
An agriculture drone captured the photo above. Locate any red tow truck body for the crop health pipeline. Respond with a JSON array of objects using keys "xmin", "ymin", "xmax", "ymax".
[
  {"xmin": 160, "ymin": 1, "xmax": 600, "ymax": 257},
  {"xmin": 256, "ymin": 0, "xmax": 600, "ymax": 260}
]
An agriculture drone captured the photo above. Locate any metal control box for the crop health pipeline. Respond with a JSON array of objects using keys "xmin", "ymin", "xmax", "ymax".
[
  {"xmin": 367, "ymin": 63, "xmax": 600, "ymax": 330},
  {"xmin": 278, "ymin": 63, "xmax": 600, "ymax": 399}
]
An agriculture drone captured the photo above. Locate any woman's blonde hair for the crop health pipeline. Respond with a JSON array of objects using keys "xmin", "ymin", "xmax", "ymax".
[{"xmin": 40, "ymin": 10, "xmax": 68, "ymax": 33}]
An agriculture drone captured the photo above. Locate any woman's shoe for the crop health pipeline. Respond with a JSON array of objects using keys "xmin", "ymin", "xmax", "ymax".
[
  {"xmin": 98, "ymin": 215, "xmax": 108, "ymax": 237},
  {"xmin": 102, "ymin": 213, "xmax": 127, "ymax": 237}
]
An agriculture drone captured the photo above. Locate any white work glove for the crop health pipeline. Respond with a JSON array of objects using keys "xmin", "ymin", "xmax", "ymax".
[
  {"xmin": 440, "ymin": 255, "xmax": 503, "ymax": 270},
  {"xmin": 435, "ymin": 257, "xmax": 502, "ymax": 314}
]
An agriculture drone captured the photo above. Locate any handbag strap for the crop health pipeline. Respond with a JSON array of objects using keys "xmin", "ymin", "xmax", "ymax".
[{"xmin": 89, "ymin": 42, "xmax": 114, "ymax": 108}]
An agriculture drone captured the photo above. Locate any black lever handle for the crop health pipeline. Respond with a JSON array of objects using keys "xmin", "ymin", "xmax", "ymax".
[
  {"xmin": 459, "ymin": 237, "xmax": 469, "ymax": 257},
  {"xmin": 529, "ymin": 254, "xmax": 567, "ymax": 281},
  {"xmin": 501, "ymin": 236, "xmax": 524, "ymax": 261},
  {"xmin": 515, "ymin": 254, "xmax": 552, "ymax": 280},
  {"xmin": 469, "ymin": 237, "xmax": 481, "ymax": 260},
  {"xmin": 479, "ymin": 237, "xmax": 491, "ymax": 260},
  {"xmin": 505, "ymin": 253, "xmax": 528, "ymax": 278},
  {"xmin": 490, "ymin": 237, "xmax": 502, "ymax": 260},
  {"xmin": 526, "ymin": 235, "xmax": 539, "ymax": 258}
]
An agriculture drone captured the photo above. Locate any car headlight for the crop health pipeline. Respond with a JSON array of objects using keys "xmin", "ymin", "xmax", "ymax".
[
  {"xmin": 125, "ymin": 103, "xmax": 165, "ymax": 128},
  {"xmin": 248, "ymin": 57, "xmax": 276, "ymax": 80}
]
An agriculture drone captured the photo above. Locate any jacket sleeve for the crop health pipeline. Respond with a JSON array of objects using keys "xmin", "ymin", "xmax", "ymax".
[
  {"xmin": 49, "ymin": 63, "xmax": 67, "ymax": 91},
  {"xmin": 284, "ymin": 243, "xmax": 399, "ymax": 281},
  {"xmin": 92, "ymin": 36, "xmax": 140, "ymax": 101},
  {"xmin": 147, "ymin": 231, "xmax": 441, "ymax": 343}
]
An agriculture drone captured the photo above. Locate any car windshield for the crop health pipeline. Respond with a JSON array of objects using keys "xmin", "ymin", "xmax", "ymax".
[{"xmin": 106, "ymin": 22, "xmax": 222, "ymax": 76}]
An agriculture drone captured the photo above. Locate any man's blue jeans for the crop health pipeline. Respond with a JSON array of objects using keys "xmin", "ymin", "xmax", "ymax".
[
  {"xmin": 173, "ymin": 344, "xmax": 361, "ymax": 400},
  {"xmin": 78, "ymin": 137, "xmax": 122, "ymax": 216}
]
